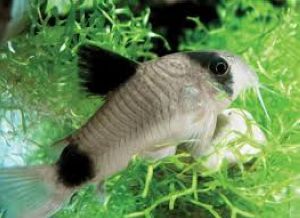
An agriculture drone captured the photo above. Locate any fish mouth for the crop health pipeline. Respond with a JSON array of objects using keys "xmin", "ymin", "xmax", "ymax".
[{"xmin": 231, "ymin": 62, "xmax": 270, "ymax": 121}]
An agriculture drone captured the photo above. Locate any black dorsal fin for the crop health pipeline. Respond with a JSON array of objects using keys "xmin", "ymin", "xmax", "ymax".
[{"xmin": 78, "ymin": 44, "xmax": 138, "ymax": 95}]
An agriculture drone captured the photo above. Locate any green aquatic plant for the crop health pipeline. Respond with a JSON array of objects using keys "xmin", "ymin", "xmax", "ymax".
[
  {"xmin": 0, "ymin": 0, "xmax": 157, "ymax": 164},
  {"xmin": 0, "ymin": 0, "xmax": 299, "ymax": 217}
]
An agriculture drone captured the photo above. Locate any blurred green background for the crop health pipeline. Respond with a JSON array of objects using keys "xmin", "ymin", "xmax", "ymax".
[{"xmin": 0, "ymin": 0, "xmax": 299, "ymax": 217}]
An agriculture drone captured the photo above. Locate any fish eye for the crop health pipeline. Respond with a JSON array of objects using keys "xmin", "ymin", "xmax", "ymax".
[{"xmin": 209, "ymin": 57, "xmax": 229, "ymax": 76}]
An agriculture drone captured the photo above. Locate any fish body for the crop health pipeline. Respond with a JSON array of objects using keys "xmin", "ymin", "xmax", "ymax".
[
  {"xmin": 0, "ymin": 0, "xmax": 12, "ymax": 41},
  {"xmin": 0, "ymin": 0, "xmax": 29, "ymax": 42},
  {"xmin": 140, "ymin": 107, "xmax": 266, "ymax": 170},
  {"xmin": 0, "ymin": 45, "xmax": 258, "ymax": 218},
  {"xmin": 75, "ymin": 52, "xmax": 228, "ymax": 180}
]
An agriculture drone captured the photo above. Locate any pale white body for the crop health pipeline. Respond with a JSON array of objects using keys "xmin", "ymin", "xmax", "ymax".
[{"xmin": 142, "ymin": 108, "xmax": 266, "ymax": 170}]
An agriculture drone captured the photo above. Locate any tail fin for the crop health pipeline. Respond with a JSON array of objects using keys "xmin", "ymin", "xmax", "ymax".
[{"xmin": 0, "ymin": 165, "xmax": 73, "ymax": 218}]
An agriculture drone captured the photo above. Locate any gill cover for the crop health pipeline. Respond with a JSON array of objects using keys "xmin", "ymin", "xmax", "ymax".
[{"xmin": 78, "ymin": 44, "xmax": 138, "ymax": 95}]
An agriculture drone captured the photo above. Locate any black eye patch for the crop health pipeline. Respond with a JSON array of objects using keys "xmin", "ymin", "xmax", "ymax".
[
  {"xmin": 185, "ymin": 52, "xmax": 234, "ymax": 96},
  {"xmin": 208, "ymin": 55, "xmax": 233, "ymax": 96},
  {"xmin": 209, "ymin": 56, "xmax": 229, "ymax": 76}
]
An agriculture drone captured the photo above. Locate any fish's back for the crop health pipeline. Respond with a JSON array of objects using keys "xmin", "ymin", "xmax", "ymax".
[{"xmin": 75, "ymin": 56, "xmax": 200, "ymax": 156}]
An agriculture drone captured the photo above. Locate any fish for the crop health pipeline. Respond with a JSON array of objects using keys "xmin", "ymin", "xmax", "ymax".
[
  {"xmin": 0, "ymin": 0, "xmax": 12, "ymax": 41},
  {"xmin": 0, "ymin": 0, "xmax": 29, "ymax": 42},
  {"xmin": 136, "ymin": 0, "xmax": 220, "ymax": 55},
  {"xmin": 0, "ymin": 44, "xmax": 258, "ymax": 218}
]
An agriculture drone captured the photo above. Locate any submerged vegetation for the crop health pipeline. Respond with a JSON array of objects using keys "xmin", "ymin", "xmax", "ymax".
[{"xmin": 0, "ymin": 0, "xmax": 299, "ymax": 217}]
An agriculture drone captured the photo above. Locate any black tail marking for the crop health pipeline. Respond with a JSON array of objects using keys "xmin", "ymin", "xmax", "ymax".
[{"xmin": 56, "ymin": 144, "xmax": 95, "ymax": 187}]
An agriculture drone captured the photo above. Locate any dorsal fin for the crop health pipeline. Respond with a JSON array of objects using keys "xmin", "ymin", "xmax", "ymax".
[{"xmin": 78, "ymin": 44, "xmax": 138, "ymax": 95}]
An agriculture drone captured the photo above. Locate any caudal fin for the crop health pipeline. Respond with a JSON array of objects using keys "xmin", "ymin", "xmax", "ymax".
[{"xmin": 0, "ymin": 165, "xmax": 73, "ymax": 218}]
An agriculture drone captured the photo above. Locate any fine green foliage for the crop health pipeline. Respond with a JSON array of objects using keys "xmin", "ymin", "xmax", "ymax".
[
  {"xmin": 0, "ymin": 0, "xmax": 299, "ymax": 218},
  {"xmin": 0, "ymin": 0, "xmax": 157, "ymax": 164}
]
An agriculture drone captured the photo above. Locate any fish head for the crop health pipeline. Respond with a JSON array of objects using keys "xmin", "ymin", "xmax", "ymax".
[{"xmin": 185, "ymin": 51, "xmax": 258, "ymax": 102}]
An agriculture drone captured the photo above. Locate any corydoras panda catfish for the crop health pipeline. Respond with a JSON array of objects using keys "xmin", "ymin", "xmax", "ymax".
[
  {"xmin": 0, "ymin": 0, "xmax": 29, "ymax": 42},
  {"xmin": 0, "ymin": 44, "xmax": 258, "ymax": 218}
]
